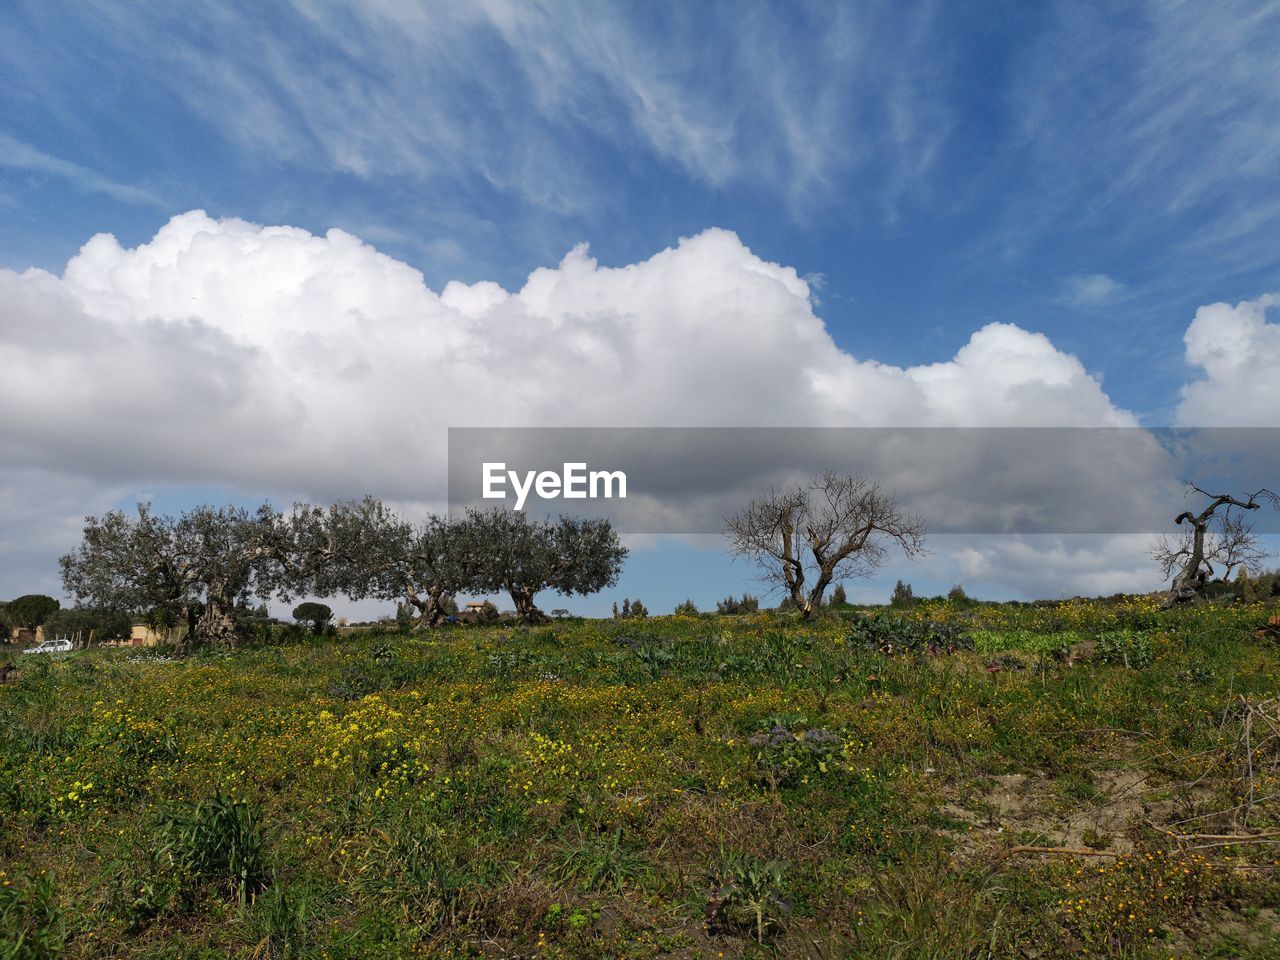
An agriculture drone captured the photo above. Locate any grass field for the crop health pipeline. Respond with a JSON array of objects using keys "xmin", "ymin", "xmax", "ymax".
[{"xmin": 3, "ymin": 599, "xmax": 1280, "ymax": 958}]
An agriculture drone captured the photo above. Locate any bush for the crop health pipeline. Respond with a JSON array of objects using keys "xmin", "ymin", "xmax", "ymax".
[
  {"xmin": 717, "ymin": 594, "xmax": 759, "ymax": 615},
  {"xmin": 673, "ymin": 599, "xmax": 699, "ymax": 616},
  {"xmin": 847, "ymin": 614, "xmax": 972, "ymax": 655}
]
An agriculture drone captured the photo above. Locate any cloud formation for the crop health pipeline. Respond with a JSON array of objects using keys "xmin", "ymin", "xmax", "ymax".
[
  {"xmin": 1, "ymin": 211, "xmax": 1268, "ymax": 603},
  {"xmin": 0, "ymin": 211, "xmax": 1137, "ymax": 507},
  {"xmin": 1177, "ymin": 293, "xmax": 1280, "ymax": 426}
]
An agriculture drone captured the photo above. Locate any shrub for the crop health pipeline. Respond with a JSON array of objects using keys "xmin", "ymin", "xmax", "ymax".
[
  {"xmin": 847, "ymin": 615, "xmax": 972, "ymax": 655},
  {"xmin": 749, "ymin": 721, "xmax": 845, "ymax": 790},
  {"xmin": 717, "ymin": 594, "xmax": 759, "ymax": 615},
  {"xmin": 673, "ymin": 599, "xmax": 699, "ymax": 616}
]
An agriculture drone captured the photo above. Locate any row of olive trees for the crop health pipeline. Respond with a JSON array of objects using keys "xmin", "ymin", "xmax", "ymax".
[{"xmin": 59, "ymin": 499, "xmax": 627, "ymax": 651}]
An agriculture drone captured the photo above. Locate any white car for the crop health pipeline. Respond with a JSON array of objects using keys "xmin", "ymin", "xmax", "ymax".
[{"xmin": 21, "ymin": 637, "xmax": 73, "ymax": 655}]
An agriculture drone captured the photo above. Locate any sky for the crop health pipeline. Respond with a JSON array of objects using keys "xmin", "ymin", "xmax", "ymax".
[{"xmin": 2, "ymin": 0, "xmax": 1279, "ymax": 618}]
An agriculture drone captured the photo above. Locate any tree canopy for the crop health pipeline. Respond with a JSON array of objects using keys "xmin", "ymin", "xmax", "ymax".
[
  {"xmin": 9, "ymin": 594, "xmax": 60, "ymax": 630},
  {"xmin": 59, "ymin": 497, "xmax": 628, "ymax": 648}
]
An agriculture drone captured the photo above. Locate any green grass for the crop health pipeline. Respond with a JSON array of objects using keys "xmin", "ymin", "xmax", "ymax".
[{"xmin": 1, "ymin": 598, "xmax": 1279, "ymax": 958}]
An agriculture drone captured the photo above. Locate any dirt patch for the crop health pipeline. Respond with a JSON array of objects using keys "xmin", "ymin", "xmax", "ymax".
[{"xmin": 939, "ymin": 768, "xmax": 1217, "ymax": 857}]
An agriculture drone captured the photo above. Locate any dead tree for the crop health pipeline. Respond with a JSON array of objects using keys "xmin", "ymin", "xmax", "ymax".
[
  {"xmin": 725, "ymin": 471, "xmax": 926, "ymax": 619},
  {"xmin": 1153, "ymin": 484, "xmax": 1277, "ymax": 609}
]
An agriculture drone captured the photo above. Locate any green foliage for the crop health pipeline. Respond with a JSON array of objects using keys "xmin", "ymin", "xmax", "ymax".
[
  {"xmin": 44, "ymin": 605, "xmax": 131, "ymax": 644},
  {"xmin": 0, "ymin": 872, "xmax": 66, "ymax": 960},
  {"xmin": 749, "ymin": 720, "xmax": 845, "ymax": 791},
  {"xmin": 613, "ymin": 597, "xmax": 648, "ymax": 619},
  {"xmin": 890, "ymin": 579, "xmax": 915, "ymax": 607},
  {"xmin": 3, "ymin": 597, "xmax": 1279, "ymax": 956},
  {"xmin": 708, "ymin": 851, "xmax": 791, "ymax": 943},
  {"xmin": 716, "ymin": 593, "xmax": 759, "ymax": 614},
  {"xmin": 847, "ymin": 614, "xmax": 973, "ymax": 655},
  {"xmin": 7, "ymin": 595, "xmax": 59, "ymax": 631},
  {"xmin": 252, "ymin": 878, "xmax": 312, "ymax": 958},
  {"xmin": 673, "ymin": 598, "xmax": 699, "ymax": 615},
  {"xmin": 1095, "ymin": 629, "xmax": 1155, "ymax": 669},
  {"xmin": 554, "ymin": 828, "xmax": 652, "ymax": 894},
  {"xmin": 971, "ymin": 628, "xmax": 1077, "ymax": 659},
  {"xmin": 291, "ymin": 601, "xmax": 333, "ymax": 635},
  {"xmin": 156, "ymin": 792, "xmax": 268, "ymax": 908},
  {"xmin": 829, "ymin": 583, "xmax": 848, "ymax": 606}
]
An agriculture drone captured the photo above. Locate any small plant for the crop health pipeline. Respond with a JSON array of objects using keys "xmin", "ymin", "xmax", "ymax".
[
  {"xmin": 555, "ymin": 828, "xmax": 651, "ymax": 894},
  {"xmin": 1095, "ymin": 629, "xmax": 1154, "ymax": 669},
  {"xmin": 252, "ymin": 878, "xmax": 311, "ymax": 958},
  {"xmin": 156, "ymin": 791, "xmax": 268, "ymax": 908},
  {"xmin": 707, "ymin": 851, "xmax": 791, "ymax": 943},
  {"xmin": 0, "ymin": 872, "xmax": 66, "ymax": 960}
]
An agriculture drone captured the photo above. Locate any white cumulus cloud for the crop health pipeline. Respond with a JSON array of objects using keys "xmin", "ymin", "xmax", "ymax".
[
  {"xmin": 9, "ymin": 210, "xmax": 1249, "ymax": 604},
  {"xmin": 0, "ymin": 210, "xmax": 1137, "ymax": 508},
  {"xmin": 1177, "ymin": 293, "xmax": 1280, "ymax": 426}
]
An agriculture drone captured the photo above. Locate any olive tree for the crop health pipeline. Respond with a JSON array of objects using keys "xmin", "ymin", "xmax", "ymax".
[
  {"xmin": 284, "ymin": 497, "xmax": 485, "ymax": 628},
  {"xmin": 1153, "ymin": 484, "xmax": 1277, "ymax": 608},
  {"xmin": 60, "ymin": 502, "xmax": 285, "ymax": 652},
  {"xmin": 725, "ymin": 471, "xmax": 926, "ymax": 620},
  {"xmin": 467, "ymin": 509, "xmax": 628, "ymax": 623}
]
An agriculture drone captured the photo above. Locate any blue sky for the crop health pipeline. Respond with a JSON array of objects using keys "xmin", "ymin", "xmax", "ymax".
[{"xmin": 2, "ymin": 1, "xmax": 1279, "ymax": 616}]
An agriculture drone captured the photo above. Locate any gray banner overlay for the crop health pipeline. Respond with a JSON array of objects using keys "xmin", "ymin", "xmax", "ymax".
[{"xmin": 447, "ymin": 428, "xmax": 1280, "ymax": 534}]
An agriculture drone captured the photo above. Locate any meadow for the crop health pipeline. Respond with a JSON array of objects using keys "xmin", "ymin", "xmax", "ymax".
[{"xmin": 2, "ymin": 598, "xmax": 1279, "ymax": 959}]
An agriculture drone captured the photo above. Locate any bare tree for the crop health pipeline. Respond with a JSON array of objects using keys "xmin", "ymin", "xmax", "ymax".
[
  {"xmin": 1153, "ymin": 484, "xmax": 1277, "ymax": 608},
  {"xmin": 725, "ymin": 472, "xmax": 926, "ymax": 619}
]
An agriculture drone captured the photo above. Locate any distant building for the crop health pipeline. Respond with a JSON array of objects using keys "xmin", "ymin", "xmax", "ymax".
[
  {"xmin": 7, "ymin": 626, "xmax": 43, "ymax": 646},
  {"xmin": 116, "ymin": 622, "xmax": 189, "ymax": 647}
]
